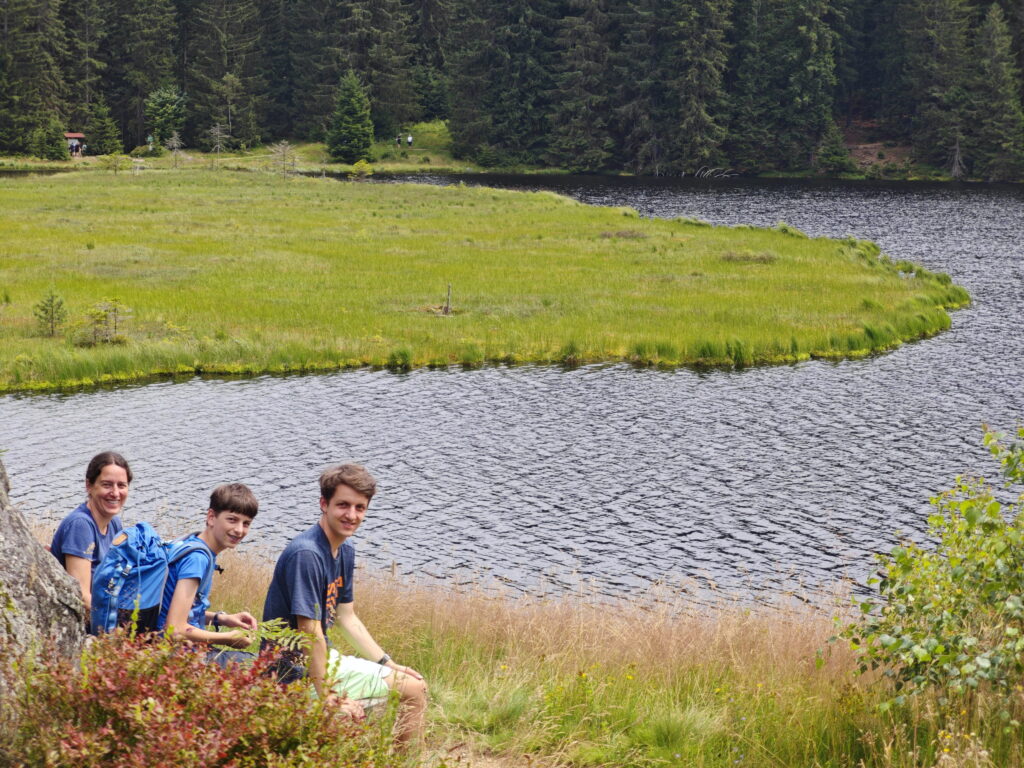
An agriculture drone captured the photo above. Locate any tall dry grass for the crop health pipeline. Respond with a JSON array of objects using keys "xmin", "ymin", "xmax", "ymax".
[{"xmin": 29, "ymin": 525, "xmax": 1016, "ymax": 768}]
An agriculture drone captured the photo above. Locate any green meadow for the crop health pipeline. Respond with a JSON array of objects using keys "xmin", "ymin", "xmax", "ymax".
[{"xmin": 0, "ymin": 169, "xmax": 968, "ymax": 392}]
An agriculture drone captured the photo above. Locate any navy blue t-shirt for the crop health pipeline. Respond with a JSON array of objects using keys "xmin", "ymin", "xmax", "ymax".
[
  {"xmin": 263, "ymin": 523, "xmax": 354, "ymax": 637},
  {"xmin": 50, "ymin": 502, "xmax": 124, "ymax": 571}
]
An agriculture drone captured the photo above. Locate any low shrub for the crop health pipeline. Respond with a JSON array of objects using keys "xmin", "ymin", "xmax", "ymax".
[
  {"xmin": 842, "ymin": 426, "xmax": 1024, "ymax": 723},
  {"xmin": 0, "ymin": 631, "xmax": 397, "ymax": 768}
]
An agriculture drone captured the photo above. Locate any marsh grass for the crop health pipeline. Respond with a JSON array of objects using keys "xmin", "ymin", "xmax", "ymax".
[
  {"xmin": 203, "ymin": 558, "xmax": 1024, "ymax": 768},
  {"xmin": 23, "ymin": 522, "xmax": 1021, "ymax": 768},
  {"xmin": 0, "ymin": 170, "xmax": 968, "ymax": 392}
]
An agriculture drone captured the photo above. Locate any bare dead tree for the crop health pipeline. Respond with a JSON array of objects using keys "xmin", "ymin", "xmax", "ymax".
[{"xmin": 165, "ymin": 131, "xmax": 184, "ymax": 169}]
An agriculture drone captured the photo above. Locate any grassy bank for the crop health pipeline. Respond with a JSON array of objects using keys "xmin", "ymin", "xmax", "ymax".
[
  {"xmin": 203, "ymin": 550, "xmax": 1016, "ymax": 768},
  {"xmin": 23, "ymin": 520, "xmax": 1021, "ymax": 767},
  {"xmin": 0, "ymin": 169, "xmax": 968, "ymax": 393}
]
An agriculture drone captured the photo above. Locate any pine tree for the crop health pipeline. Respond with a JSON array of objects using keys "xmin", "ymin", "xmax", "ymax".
[
  {"xmin": 84, "ymin": 97, "xmax": 121, "ymax": 154},
  {"xmin": 338, "ymin": 0, "xmax": 419, "ymax": 139},
  {"xmin": 63, "ymin": 0, "xmax": 109, "ymax": 126},
  {"xmin": 903, "ymin": 0, "xmax": 971, "ymax": 170},
  {"xmin": 0, "ymin": 0, "xmax": 69, "ymax": 153},
  {"xmin": 966, "ymin": 4, "xmax": 1024, "ymax": 180},
  {"xmin": 613, "ymin": 0, "xmax": 673, "ymax": 174},
  {"xmin": 103, "ymin": 0, "xmax": 176, "ymax": 148},
  {"xmin": 282, "ymin": 0, "xmax": 345, "ymax": 140},
  {"xmin": 185, "ymin": 0, "xmax": 263, "ymax": 147},
  {"xmin": 144, "ymin": 85, "xmax": 185, "ymax": 144},
  {"xmin": 547, "ymin": 0, "xmax": 613, "ymax": 172},
  {"xmin": 666, "ymin": 0, "xmax": 732, "ymax": 172},
  {"xmin": 725, "ymin": 0, "xmax": 780, "ymax": 170},
  {"xmin": 326, "ymin": 70, "xmax": 374, "ymax": 163}
]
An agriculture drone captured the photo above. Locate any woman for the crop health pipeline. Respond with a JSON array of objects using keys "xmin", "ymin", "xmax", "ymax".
[{"xmin": 50, "ymin": 451, "xmax": 132, "ymax": 613}]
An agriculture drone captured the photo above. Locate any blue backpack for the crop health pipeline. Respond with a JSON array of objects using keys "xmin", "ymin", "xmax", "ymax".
[{"xmin": 90, "ymin": 522, "xmax": 214, "ymax": 635}]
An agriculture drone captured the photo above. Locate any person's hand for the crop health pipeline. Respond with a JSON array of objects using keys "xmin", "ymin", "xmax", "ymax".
[
  {"xmin": 387, "ymin": 662, "xmax": 426, "ymax": 685},
  {"xmin": 222, "ymin": 630, "xmax": 252, "ymax": 649},
  {"xmin": 222, "ymin": 612, "xmax": 258, "ymax": 631},
  {"xmin": 326, "ymin": 693, "xmax": 365, "ymax": 720}
]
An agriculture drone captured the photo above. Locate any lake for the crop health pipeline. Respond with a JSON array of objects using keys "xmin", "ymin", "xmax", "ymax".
[{"xmin": 3, "ymin": 175, "xmax": 1022, "ymax": 602}]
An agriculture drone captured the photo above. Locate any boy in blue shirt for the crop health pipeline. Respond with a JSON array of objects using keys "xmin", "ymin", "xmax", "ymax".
[
  {"xmin": 158, "ymin": 483, "xmax": 259, "ymax": 661},
  {"xmin": 50, "ymin": 452, "xmax": 131, "ymax": 614}
]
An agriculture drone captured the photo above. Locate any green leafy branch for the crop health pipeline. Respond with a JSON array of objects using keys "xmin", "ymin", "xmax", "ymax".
[{"xmin": 841, "ymin": 425, "xmax": 1024, "ymax": 727}]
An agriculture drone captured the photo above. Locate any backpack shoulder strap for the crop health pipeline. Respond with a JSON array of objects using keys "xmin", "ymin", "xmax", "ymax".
[{"xmin": 166, "ymin": 534, "xmax": 216, "ymax": 605}]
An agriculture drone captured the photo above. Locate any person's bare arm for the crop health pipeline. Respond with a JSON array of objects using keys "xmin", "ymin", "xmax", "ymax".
[
  {"xmin": 295, "ymin": 615, "xmax": 330, "ymax": 697},
  {"xmin": 65, "ymin": 555, "xmax": 93, "ymax": 612},
  {"xmin": 164, "ymin": 578, "xmax": 248, "ymax": 648},
  {"xmin": 336, "ymin": 602, "xmax": 424, "ymax": 680}
]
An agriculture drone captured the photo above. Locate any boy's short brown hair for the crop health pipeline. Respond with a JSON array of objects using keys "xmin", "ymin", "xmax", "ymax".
[
  {"xmin": 209, "ymin": 483, "xmax": 259, "ymax": 518},
  {"xmin": 319, "ymin": 464, "xmax": 377, "ymax": 503}
]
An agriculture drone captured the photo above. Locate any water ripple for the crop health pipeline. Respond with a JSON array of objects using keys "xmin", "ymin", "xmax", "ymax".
[{"xmin": 2, "ymin": 177, "xmax": 1022, "ymax": 602}]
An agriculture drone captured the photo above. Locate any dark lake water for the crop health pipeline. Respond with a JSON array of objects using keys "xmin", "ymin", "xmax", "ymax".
[{"xmin": 3, "ymin": 175, "xmax": 1022, "ymax": 602}]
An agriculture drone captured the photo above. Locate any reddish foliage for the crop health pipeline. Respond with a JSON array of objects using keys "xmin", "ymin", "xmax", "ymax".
[{"xmin": 1, "ymin": 632, "xmax": 397, "ymax": 768}]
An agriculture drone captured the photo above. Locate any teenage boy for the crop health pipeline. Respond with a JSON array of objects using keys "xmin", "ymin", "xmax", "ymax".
[
  {"xmin": 263, "ymin": 464, "xmax": 428, "ymax": 748},
  {"xmin": 50, "ymin": 451, "xmax": 131, "ymax": 613},
  {"xmin": 158, "ymin": 483, "xmax": 259, "ymax": 662}
]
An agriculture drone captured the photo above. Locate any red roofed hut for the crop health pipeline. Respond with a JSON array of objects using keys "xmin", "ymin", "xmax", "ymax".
[{"xmin": 64, "ymin": 132, "xmax": 85, "ymax": 155}]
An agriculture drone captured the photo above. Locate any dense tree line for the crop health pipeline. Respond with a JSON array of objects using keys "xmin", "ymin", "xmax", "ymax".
[{"xmin": 1, "ymin": 0, "xmax": 1022, "ymax": 177}]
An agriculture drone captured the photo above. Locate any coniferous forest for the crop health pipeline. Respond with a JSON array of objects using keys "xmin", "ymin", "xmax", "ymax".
[{"xmin": 2, "ymin": 0, "xmax": 1024, "ymax": 178}]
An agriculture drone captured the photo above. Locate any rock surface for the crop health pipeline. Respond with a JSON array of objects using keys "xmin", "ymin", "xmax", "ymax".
[{"xmin": 0, "ymin": 456, "xmax": 85, "ymax": 690}]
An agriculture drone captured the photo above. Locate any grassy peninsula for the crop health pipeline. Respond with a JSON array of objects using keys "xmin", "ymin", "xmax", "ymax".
[{"xmin": 0, "ymin": 170, "xmax": 968, "ymax": 393}]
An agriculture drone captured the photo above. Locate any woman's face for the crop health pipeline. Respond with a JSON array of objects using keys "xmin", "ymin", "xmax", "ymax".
[{"xmin": 86, "ymin": 464, "xmax": 130, "ymax": 519}]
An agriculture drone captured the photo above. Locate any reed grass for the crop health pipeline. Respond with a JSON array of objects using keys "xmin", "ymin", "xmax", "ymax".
[
  {"xmin": 24, "ymin": 521, "xmax": 1016, "ymax": 768},
  {"xmin": 212, "ymin": 555, "xmax": 1021, "ymax": 768},
  {"xmin": 0, "ymin": 170, "xmax": 968, "ymax": 393}
]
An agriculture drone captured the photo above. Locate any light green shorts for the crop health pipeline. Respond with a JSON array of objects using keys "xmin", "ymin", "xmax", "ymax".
[{"xmin": 326, "ymin": 649, "xmax": 392, "ymax": 702}]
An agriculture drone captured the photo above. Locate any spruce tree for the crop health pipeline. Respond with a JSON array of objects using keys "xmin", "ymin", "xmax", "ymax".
[
  {"xmin": 103, "ymin": 0, "xmax": 176, "ymax": 148},
  {"xmin": 27, "ymin": 113, "xmax": 70, "ymax": 160},
  {"xmin": 966, "ymin": 4, "xmax": 1024, "ymax": 180},
  {"xmin": 282, "ymin": 0, "xmax": 345, "ymax": 140},
  {"xmin": 407, "ymin": 0, "xmax": 453, "ymax": 120},
  {"xmin": 144, "ymin": 85, "xmax": 186, "ymax": 144},
  {"xmin": 447, "ymin": 0, "xmax": 495, "ymax": 159},
  {"xmin": 776, "ymin": 0, "xmax": 837, "ymax": 168},
  {"xmin": 667, "ymin": 0, "xmax": 732, "ymax": 172},
  {"xmin": 338, "ymin": 0, "xmax": 419, "ymax": 139},
  {"xmin": 725, "ymin": 0, "xmax": 780, "ymax": 171},
  {"xmin": 326, "ymin": 70, "xmax": 374, "ymax": 163},
  {"xmin": 185, "ymin": 0, "xmax": 263, "ymax": 147},
  {"xmin": 0, "ymin": 0, "xmax": 69, "ymax": 154},
  {"xmin": 903, "ymin": 0, "xmax": 971, "ymax": 170},
  {"xmin": 85, "ymin": 97, "xmax": 123, "ymax": 155},
  {"xmin": 613, "ymin": 0, "xmax": 673, "ymax": 174},
  {"xmin": 63, "ymin": 0, "xmax": 109, "ymax": 127},
  {"xmin": 547, "ymin": 0, "xmax": 613, "ymax": 172}
]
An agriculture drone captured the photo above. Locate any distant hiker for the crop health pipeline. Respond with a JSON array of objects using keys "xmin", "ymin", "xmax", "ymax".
[
  {"xmin": 157, "ymin": 483, "xmax": 259, "ymax": 667},
  {"xmin": 406, "ymin": 134, "xmax": 413, "ymax": 147},
  {"xmin": 262, "ymin": 463, "xmax": 427, "ymax": 747},
  {"xmin": 50, "ymin": 451, "xmax": 130, "ymax": 614},
  {"xmin": 396, "ymin": 135, "xmax": 401, "ymax": 146}
]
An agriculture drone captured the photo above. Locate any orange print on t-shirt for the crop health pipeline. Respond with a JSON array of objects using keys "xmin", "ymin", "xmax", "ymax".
[{"xmin": 325, "ymin": 575, "xmax": 345, "ymax": 627}]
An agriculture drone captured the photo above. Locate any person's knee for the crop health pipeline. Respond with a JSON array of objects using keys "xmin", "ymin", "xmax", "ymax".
[{"xmin": 396, "ymin": 674, "xmax": 428, "ymax": 705}]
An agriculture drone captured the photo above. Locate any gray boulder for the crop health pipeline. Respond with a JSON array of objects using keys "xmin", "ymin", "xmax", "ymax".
[{"xmin": 0, "ymin": 456, "xmax": 85, "ymax": 690}]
